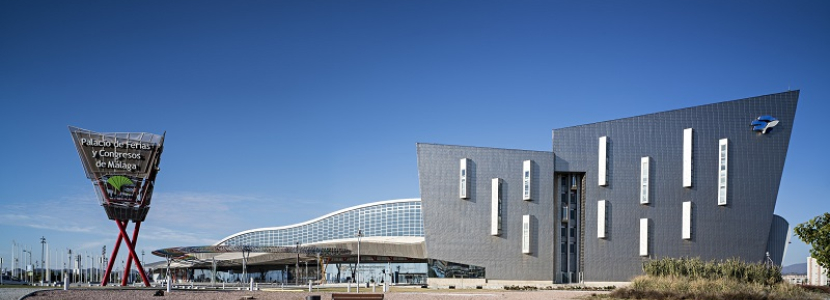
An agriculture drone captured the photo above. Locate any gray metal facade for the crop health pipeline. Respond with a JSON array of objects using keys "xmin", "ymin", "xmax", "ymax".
[
  {"xmin": 417, "ymin": 91, "xmax": 798, "ymax": 283},
  {"xmin": 417, "ymin": 144, "xmax": 556, "ymax": 281},
  {"xmin": 766, "ymin": 214, "xmax": 790, "ymax": 267}
]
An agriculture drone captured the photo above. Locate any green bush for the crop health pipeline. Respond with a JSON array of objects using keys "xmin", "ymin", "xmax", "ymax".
[{"xmin": 642, "ymin": 257, "xmax": 782, "ymax": 285}]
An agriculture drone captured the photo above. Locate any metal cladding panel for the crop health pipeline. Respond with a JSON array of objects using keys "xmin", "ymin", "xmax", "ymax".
[
  {"xmin": 552, "ymin": 91, "xmax": 799, "ymax": 282},
  {"xmin": 417, "ymin": 144, "xmax": 555, "ymax": 281}
]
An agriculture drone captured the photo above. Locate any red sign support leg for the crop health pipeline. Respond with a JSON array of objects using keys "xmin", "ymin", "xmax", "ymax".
[
  {"xmin": 100, "ymin": 220, "xmax": 151, "ymax": 287},
  {"xmin": 121, "ymin": 222, "xmax": 143, "ymax": 286},
  {"xmin": 100, "ymin": 222, "xmax": 124, "ymax": 286},
  {"xmin": 115, "ymin": 220, "xmax": 151, "ymax": 287}
]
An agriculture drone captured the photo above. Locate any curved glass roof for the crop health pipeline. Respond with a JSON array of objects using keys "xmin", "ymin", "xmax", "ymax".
[{"xmin": 218, "ymin": 199, "xmax": 423, "ymax": 247}]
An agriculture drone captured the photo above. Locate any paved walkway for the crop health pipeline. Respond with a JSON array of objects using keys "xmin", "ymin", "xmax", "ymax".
[{"xmin": 0, "ymin": 288, "xmax": 45, "ymax": 300}]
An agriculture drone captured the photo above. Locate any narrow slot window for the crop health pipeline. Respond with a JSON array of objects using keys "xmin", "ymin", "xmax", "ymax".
[
  {"xmin": 522, "ymin": 215, "xmax": 531, "ymax": 254},
  {"xmin": 491, "ymin": 178, "xmax": 502, "ymax": 236},
  {"xmin": 640, "ymin": 218, "xmax": 649, "ymax": 256},
  {"xmin": 718, "ymin": 139, "xmax": 728, "ymax": 205},
  {"xmin": 640, "ymin": 157, "xmax": 650, "ymax": 204},
  {"xmin": 460, "ymin": 158, "xmax": 469, "ymax": 199},
  {"xmin": 683, "ymin": 128, "xmax": 693, "ymax": 187},
  {"xmin": 598, "ymin": 200, "xmax": 606, "ymax": 239},
  {"xmin": 523, "ymin": 160, "xmax": 532, "ymax": 201},
  {"xmin": 682, "ymin": 201, "xmax": 692, "ymax": 240},
  {"xmin": 599, "ymin": 136, "xmax": 608, "ymax": 186}
]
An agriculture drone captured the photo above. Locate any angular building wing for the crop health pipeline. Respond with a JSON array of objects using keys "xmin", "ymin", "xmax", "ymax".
[{"xmin": 417, "ymin": 91, "xmax": 798, "ymax": 283}]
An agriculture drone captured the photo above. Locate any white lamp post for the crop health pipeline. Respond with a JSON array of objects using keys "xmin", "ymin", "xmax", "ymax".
[{"xmin": 356, "ymin": 229, "xmax": 363, "ymax": 293}]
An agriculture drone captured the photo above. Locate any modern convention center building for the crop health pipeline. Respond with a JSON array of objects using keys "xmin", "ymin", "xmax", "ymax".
[{"xmin": 157, "ymin": 91, "xmax": 798, "ymax": 285}]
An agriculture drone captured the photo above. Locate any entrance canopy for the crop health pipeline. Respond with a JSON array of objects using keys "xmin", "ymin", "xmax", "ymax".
[{"xmin": 152, "ymin": 237, "xmax": 426, "ymax": 268}]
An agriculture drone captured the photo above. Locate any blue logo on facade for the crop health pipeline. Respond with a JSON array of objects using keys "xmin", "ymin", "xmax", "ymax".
[{"xmin": 751, "ymin": 115, "xmax": 779, "ymax": 134}]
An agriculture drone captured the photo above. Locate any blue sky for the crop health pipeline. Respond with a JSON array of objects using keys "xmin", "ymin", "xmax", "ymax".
[{"xmin": 1, "ymin": 1, "xmax": 828, "ymax": 270}]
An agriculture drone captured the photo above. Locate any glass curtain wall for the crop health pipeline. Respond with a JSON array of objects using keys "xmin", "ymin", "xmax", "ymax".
[{"xmin": 556, "ymin": 173, "xmax": 583, "ymax": 283}]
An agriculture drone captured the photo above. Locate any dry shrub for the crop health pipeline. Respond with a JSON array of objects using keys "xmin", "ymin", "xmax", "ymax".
[{"xmin": 610, "ymin": 275, "xmax": 824, "ymax": 300}]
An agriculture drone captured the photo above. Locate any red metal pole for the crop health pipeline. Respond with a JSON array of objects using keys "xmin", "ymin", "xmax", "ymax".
[
  {"xmin": 121, "ymin": 222, "xmax": 147, "ymax": 286},
  {"xmin": 115, "ymin": 220, "xmax": 151, "ymax": 287},
  {"xmin": 121, "ymin": 222, "xmax": 144, "ymax": 286},
  {"xmin": 100, "ymin": 221, "xmax": 124, "ymax": 286}
]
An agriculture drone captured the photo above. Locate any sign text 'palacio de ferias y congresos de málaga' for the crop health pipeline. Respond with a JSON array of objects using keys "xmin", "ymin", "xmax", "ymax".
[{"xmin": 69, "ymin": 126, "xmax": 165, "ymax": 287}]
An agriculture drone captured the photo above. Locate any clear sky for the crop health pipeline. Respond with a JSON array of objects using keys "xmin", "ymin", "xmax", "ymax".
[{"xmin": 1, "ymin": 1, "xmax": 828, "ymax": 270}]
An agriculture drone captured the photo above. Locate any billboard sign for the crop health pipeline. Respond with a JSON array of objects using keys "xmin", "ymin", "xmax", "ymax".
[
  {"xmin": 69, "ymin": 126, "xmax": 164, "ymax": 221},
  {"xmin": 69, "ymin": 127, "xmax": 164, "ymax": 179}
]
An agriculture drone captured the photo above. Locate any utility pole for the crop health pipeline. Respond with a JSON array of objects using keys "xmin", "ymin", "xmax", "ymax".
[{"xmin": 40, "ymin": 237, "xmax": 45, "ymax": 284}]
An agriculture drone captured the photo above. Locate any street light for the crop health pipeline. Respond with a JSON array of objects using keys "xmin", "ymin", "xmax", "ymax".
[
  {"xmin": 23, "ymin": 249, "xmax": 32, "ymax": 284},
  {"xmin": 87, "ymin": 255, "xmax": 92, "ymax": 284},
  {"xmin": 40, "ymin": 237, "xmax": 45, "ymax": 284},
  {"xmin": 295, "ymin": 241, "xmax": 300, "ymax": 286},
  {"xmin": 67, "ymin": 249, "xmax": 72, "ymax": 284},
  {"xmin": 356, "ymin": 229, "xmax": 363, "ymax": 293}
]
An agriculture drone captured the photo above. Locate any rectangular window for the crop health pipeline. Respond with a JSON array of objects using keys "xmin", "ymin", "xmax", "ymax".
[
  {"xmin": 641, "ymin": 157, "xmax": 650, "ymax": 204},
  {"xmin": 522, "ymin": 215, "xmax": 531, "ymax": 254},
  {"xmin": 718, "ymin": 139, "xmax": 728, "ymax": 206},
  {"xmin": 683, "ymin": 128, "xmax": 693, "ymax": 187},
  {"xmin": 598, "ymin": 136, "xmax": 608, "ymax": 186},
  {"xmin": 682, "ymin": 201, "xmax": 692, "ymax": 240},
  {"xmin": 460, "ymin": 158, "xmax": 469, "ymax": 199},
  {"xmin": 523, "ymin": 160, "xmax": 532, "ymax": 201},
  {"xmin": 491, "ymin": 178, "xmax": 502, "ymax": 236},
  {"xmin": 640, "ymin": 218, "xmax": 649, "ymax": 256},
  {"xmin": 561, "ymin": 205, "xmax": 569, "ymax": 223},
  {"xmin": 597, "ymin": 200, "xmax": 606, "ymax": 238}
]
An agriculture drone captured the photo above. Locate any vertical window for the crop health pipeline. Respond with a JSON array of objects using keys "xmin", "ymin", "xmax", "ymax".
[
  {"xmin": 598, "ymin": 136, "xmax": 608, "ymax": 186},
  {"xmin": 597, "ymin": 200, "xmax": 606, "ymax": 238},
  {"xmin": 523, "ymin": 160, "xmax": 532, "ymax": 201},
  {"xmin": 640, "ymin": 218, "xmax": 649, "ymax": 256},
  {"xmin": 460, "ymin": 158, "xmax": 469, "ymax": 199},
  {"xmin": 640, "ymin": 157, "xmax": 650, "ymax": 204},
  {"xmin": 682, "ymin": 201, "xmax": 692, "ymax": 240},
  {"xmin": 491, "ymin": 178, "xmax": 502, "ymax": 236},
  {"xmin": 683, "ymin": 128, "xmax": 693, "ymax": 187},
  {"xmin": 522, "ymin": 215, "xmax": 531, "ymax": 254},
  {"xmin": 718, "ymin": 139, "xmax": 728, "ymax": 206}
]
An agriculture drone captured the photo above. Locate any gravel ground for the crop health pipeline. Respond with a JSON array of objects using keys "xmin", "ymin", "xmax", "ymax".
[{"xmin": 23, "ymin": 289, "xmax": 606, "ymax": 300}]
